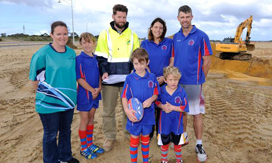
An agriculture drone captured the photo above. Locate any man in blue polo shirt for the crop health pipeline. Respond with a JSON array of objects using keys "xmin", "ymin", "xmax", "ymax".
[{"xmin": 172, "ymin": 5, "xmax": 212, "ymax": 163}]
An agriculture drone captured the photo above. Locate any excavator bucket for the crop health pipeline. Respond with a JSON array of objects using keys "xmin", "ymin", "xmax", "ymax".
[{"xmin": 246, "ymin": 43, "xmax": 255, "ymax": 51}]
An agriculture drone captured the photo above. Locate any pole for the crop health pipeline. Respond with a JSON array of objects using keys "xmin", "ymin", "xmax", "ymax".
[
  {"xmin": 58, "ymin": 0, "xmax": 74, "ymax": 44},
  {"xmin": 71, "ymin": 0, "xmax": 74, "ymax": 44}
]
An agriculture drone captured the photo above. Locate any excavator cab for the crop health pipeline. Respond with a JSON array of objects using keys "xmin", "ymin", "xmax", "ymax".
[{"xmin": 222, "ymin": 37, "xmax": 234, "ymax": 43}]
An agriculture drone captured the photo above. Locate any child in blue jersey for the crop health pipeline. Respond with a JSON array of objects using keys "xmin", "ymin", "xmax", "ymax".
[
  {"xmin": 121, "ymin": 48, "xmax": 160, "ymax": 163},
  {"xmin": 156, "ymin": 66, "xmax": 189, "ymax": 163},
  {"xmin": 76, "ymin": 32, "xmax": 104, "ymax": 159}
]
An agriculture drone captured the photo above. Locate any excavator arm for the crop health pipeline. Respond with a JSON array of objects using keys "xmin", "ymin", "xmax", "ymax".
[{"xmin": 234, "ymin": 15, "xmax": 253, "ymax": 44}]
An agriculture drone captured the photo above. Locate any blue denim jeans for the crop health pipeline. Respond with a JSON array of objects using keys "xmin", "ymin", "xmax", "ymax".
[{"xmin": 39, "ymin": 109, "xmax": 74, "ymax": 163}]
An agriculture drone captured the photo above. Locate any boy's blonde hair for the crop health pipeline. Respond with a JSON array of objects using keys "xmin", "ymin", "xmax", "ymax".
[
  {"xmin": 163, "ymin": 66, "xmax": 181, "ymax": 79},
  {"xmin": 130, "ymin": 48, "xmax": 149, "ymax": 63},
  {"xmin": 79, "ymin": 32, "xmax": 96, "ymax": 44}
]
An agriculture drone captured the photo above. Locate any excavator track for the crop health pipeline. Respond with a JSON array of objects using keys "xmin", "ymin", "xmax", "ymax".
[{"xmin": 218, "ymin": 52, "xmax": 252, "ymax": 61}]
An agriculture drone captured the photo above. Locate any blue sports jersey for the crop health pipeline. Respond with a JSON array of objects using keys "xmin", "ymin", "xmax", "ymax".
[
  {"xmin": 173, "ymin": 25, "xmax": 213, "ymax": 85},
  {"xmin": 121, "ymin": 70, "xmax": 160, "ymax": 126},
  {"xmin": 157, "ymin": 84, "xmax": 189, "ymax": 135},
  {"xmin": 76, "ymin": 52, "xmax": 101, "ymax": 108},
  {"xmin": 141, "ymin": 38, "xmax": 173, "ymax": 77}
]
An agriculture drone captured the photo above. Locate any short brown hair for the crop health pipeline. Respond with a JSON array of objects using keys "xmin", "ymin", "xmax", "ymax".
[
  {"xmin": 178, "ymin": 5, "xmax": 192, "ymax": 15},
  {"xmin": 148, "ymin": 17, "xmax": 167, "ymax": 42},
  {"xmin": 163, "ymin": 66, "xmax": 181, "ymax": 79},
  {"xmin": 79, "ymin": 32, "xmax": 96, "ymax": 44},
  {"xmin": 130, "ymin": 48, "xmax": 149, "ymax": 63},
  {"xmin": 51, "ymin": 21, "xmax": 67, "ymax": 34},
  {"xmin": 113, "ymin": 4, "xmax": 128, "ymax": 15}
]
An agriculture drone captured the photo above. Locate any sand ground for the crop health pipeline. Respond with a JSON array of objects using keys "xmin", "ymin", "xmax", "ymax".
[{"xmin": 0, "ymin": 41, "xmax": 272, "ymax": 163}]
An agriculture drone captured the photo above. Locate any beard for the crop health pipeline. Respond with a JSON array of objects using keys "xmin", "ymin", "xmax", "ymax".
[{"xmin": 115, "ymin": 21, "xmax": 126, "ymax": 29}]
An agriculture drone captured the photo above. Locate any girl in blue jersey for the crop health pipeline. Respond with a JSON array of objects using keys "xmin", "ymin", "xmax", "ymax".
[
  {"xmin": 121, "ymin": 48, "xmax": 160, "ymax": 163},
  {"xmin": 156, "ymin": 66, "xmax": 189, "ymax": 163},
  {"xmin": 141, "ymin": 17, "xmax": 174, "ymax": 139},
  {"xmin": 76, "ymin": 32, "xmax": 104, "ymax": 159}
]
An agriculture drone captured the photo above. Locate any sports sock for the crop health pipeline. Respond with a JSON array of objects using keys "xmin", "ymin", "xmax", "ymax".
[
  {"xmin": 174, "ymin": 144, "xmax": 182, "ymax": 163},
  {"xmin": 78, "ymin": 130, "xmax": 87, "ymax": 150},
  {"xmin": 196, "ymin": 139, "xmax": 202, "ymax": 145},
  {"xmin": 161, "ymin": 144, "xmax": 169, "ymax": 162},
  {"xmin": 87, "ymin": 125, "xmax": 94, "ymax": 146},
  {"xmin": 141, "ymin": 135, "xmax": 150, "ymax": 163},
  {"xmin": 130, "ymin": 136, "xmax": 139, "ymax": 163}
]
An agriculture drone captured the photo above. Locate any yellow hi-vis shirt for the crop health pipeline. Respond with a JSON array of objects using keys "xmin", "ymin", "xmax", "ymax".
[{"xmin": 95, "ymin": 27, "xmax": 140, "ymax": 63}]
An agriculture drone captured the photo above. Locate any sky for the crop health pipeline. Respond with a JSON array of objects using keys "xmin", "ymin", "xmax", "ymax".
[{"xmin": 0, "ymin": 0, "xmax": 272, "ymax": 41}]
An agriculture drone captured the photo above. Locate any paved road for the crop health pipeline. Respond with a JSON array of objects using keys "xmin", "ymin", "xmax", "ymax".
[{"xmin": 0, "ymin": 41, "xmax": 49, "ymax": 48}]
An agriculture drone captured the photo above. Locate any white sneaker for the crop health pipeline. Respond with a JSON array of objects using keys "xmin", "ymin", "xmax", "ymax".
[{"xmin": 195, "ymin": 144, "xmax": 207, "ymax": 162}]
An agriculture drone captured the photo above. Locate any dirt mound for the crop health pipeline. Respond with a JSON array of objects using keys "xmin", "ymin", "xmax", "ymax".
[
  {"xmin": 211, "ymin": 56, "xmax": 272, "ymax": 79},
  {"xmin": 210, "ymin": 41, "xmax": 272, "ymax": 79}
]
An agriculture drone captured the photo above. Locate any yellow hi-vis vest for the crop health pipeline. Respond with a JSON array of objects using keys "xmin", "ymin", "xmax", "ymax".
[{"xmin": 95, "ymin": 27, "xmax": 140, "ymax": 63}]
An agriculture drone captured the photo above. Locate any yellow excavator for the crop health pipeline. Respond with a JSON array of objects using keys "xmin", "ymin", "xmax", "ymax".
[{"xmin": 216, "ymin": 15, "xmax": 255, "ymax": 60}]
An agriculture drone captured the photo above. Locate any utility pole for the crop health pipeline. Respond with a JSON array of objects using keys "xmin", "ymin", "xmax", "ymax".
[
  {"xmin": 58, "ymin": 0, "xmax": 75, "ymax": 44},
  {"xmin": 23, "ymin": 25, "xmax": 25, "ymax": 34}
]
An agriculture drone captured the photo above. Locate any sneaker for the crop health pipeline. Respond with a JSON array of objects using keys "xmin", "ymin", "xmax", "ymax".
[
  {"xmin": 89, "ymin": 144, "xmax": 104, "ymax": 154},
  {"xmin": 67, "ymin": 158, "xmax": 79, "ymax": 163},
  {"xmin": 195, "ymin": 144, "xmax": 207, "ymax": 162},
  {"xmin": 182, "ymin": 134, "xmax": 189, "ymax": 146},
  {"xmin": 60, "ymin": 158, "xmax": 79, "ymax": 163},
  {"xmin": 161, "ymin": 161, "xmax": 168, "ymax": 163},
  {"xmin": 103, "ymin": 139, "xmax": 115, "ymax": 152},
  {"xmin": 80, "ymin": 148, "xmax": 97, "ymax": 159},
  {"xmin": 176, "ymin": 160, "xmax": 183, "ymax": 163}
]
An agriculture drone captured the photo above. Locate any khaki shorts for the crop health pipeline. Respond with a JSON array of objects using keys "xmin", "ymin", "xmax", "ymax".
[{"xmin": 181, "ymin": 84, "xmax": 205, "ymax": 115}]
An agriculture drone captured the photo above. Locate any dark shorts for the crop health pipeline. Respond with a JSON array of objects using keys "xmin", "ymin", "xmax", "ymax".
[{"xmin": 158, "ymin": 132, "xmax": 186, "ymax": 145}]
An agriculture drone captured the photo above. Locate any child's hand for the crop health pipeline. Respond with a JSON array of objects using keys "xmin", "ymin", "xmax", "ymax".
[
  {"xmin": 91, "ymin": 89, "xmax": 98, "ymax": 99},
  {"xmin": 164, "ymin": 102, "xmax": 173, "ymax": 113},
  {"xmin": 143, "ymin": 98, "xmax": 152, "ymax": 108},
  {"xmin": 157, "ymin": 76, "xmax": 164, "ymax": 85},
  {"xmin": 161, "ymin": 104, "xmax": 168, "ymax": 112},
  {"xmin": 95, "ymin": 87, "xmax": 102, "ymax": 93},
  {"xmin": 92, "ymin": 87, "xmax": 101, "ymax": 99},
  {"xmin": 125, "ymin": 108, "xmax": 138, "ymax": 122},
  {"xmin": 92, "ymin": 92, "xmax": 98, "ymax": 99}
]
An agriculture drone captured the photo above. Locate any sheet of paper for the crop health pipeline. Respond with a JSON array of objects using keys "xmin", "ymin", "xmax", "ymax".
[{"xmin": 102, "ymin": 75, "xmax": 127, "ymax": 84}]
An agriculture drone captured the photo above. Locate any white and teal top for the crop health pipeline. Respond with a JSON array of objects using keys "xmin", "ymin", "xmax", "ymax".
[{"xmin": 29, "ymin": 44, "xmax": 77, "ymax": 114}]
